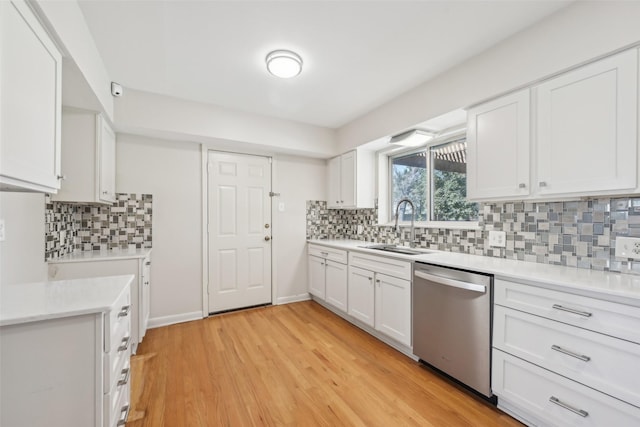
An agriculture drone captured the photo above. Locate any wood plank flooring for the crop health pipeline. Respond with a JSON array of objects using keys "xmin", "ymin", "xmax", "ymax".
[{"xmin": 127, "ymin": 301, "xmax": 522, "ymax": 427}]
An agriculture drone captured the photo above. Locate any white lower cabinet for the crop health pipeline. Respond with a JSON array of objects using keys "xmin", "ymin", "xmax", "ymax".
[
  {"xmin": 493, "ymin": 350, "xmax": 640, "ymax": 427},
  {"xmin": 0, "ymin": 284, "xmax": 132, "ymax": 427},
  {"xmin": 307, "ymin": 244, "xmax": 348, "ymax": 311},
  {"xmin": 347, "ymin": 266, "xmax": 375, "ymax": 327},
  {"xmin": 348, "ymin": 252, "xmax": 412, "ymax": 347},
  {"xmin": 493, "ymin": 279, "xmax": 640, "ymax": 426},
  {"xmin": 48, "ymin": 252, "xmax": 152, "ymax": 353},
  {"xmin": 374, "ymin": 273, "xmax": 411, "ymax": 346}
]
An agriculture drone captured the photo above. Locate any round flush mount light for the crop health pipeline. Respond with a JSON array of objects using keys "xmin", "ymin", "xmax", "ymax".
[{"xmin": 265, "ymin": 50, "xmax": 303, "ymax": 78}]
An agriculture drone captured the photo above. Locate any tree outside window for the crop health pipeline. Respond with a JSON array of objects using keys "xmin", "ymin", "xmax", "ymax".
[{"xmin": 390, "ymin": 139, "xmax": 478, "ymax": 222}]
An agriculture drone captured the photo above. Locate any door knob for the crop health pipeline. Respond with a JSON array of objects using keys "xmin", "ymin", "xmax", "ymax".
[
  {"xmin": 264, "ymin": 236, "xmax": 271, "ymax": 241},
  {"xmin": 265, "ymin": 224, "xmax": 270, "ymax": 229}
]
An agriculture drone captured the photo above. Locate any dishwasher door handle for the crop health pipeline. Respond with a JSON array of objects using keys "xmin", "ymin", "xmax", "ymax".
[{"xmin": 414, "ymin": 270, "xmax": 486, "ymax": 293}]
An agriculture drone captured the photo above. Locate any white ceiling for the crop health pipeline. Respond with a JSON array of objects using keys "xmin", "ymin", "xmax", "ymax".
[{"xmin": 78, "ymin": 0, "xmax": 571, "ymax": 129}]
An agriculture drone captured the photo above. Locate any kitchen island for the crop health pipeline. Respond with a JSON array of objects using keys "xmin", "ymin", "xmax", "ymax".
[{"xmin": 0, "ymin": 275, "xmax": 134, "ymax": 427}]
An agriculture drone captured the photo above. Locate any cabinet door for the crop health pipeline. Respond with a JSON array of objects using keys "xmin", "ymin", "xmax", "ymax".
[
  {"xmin": 466, "ymin": 89, "xmax": 530, "ymax": 200},
  {"xmin": 325, "ymin": 261, "xmax": 347, "ymax": 312},
  {"xmin": 340, "ymin": 151, "xmax": 357, "ymax": 208},
  {"xmin": 375, "ymin": 273, "xmax": 411, "ymax": 347},
  {"xmin": 98, "ymin": 116, "xmax": 116, "ymax": 203},
  {"xmin": 0, "ymin": 0, "xmax": 62, "ymax": 193},
  {"xmin": 536, "ymin": 49, "xmax": 637, "ymax": 196},
  {"xmin": 347, "ymin": 266, "xmax": 375, "ymax": 327},
  {"xmin": 327, "ymin": 156, "xmax": 341, "ymax": 208},
  {"xmin": 308, "ymin": 255, "xmax": 326, "ymax": 299}
]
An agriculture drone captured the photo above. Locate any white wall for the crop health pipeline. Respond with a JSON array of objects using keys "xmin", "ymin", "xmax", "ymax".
[
  {"xmin": 337, "ymin": 1, "xmax": 640, "ymax": 150},
  {"xmin": 115, "ymin": 89, "xmax": 338, "ymax": 158},
  {"xmin": 272, "ymin": 155, "xmax": 326, "ymax": 304},
  {"xmin": 116, "ymin": 134, "xmax": 203, "ymax": 323},
  {"xmin": 0, "ymin": 193, "xmax": 47, "ymax": 285}
]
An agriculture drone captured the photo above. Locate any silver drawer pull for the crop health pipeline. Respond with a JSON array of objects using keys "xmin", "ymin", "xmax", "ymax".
[
  {"xmin": 145, "ymin": 261, "xmax": 151, "ymax": 266},
  {"xmin": 320, "ymin": 251, "xmax": 329, "ymax": 256},
  {"xmin": 551, "ymin": 344, "xmax": 591, "ymax": 362},
  {"xmin": 117, "ymin": 305, "xmax": 131, "ymax": 318},
  {"xmin": 552, "ymin": 304, "xmax": 592, "ymax": 317},
  {"xmin": 118, "ymin": 336, "xmax": 131, "ymax": 352},
  {"xmin": 549, "ymin": 396, "xmax": 588, "ymax": 417},
  {"xmin": 116, "ymin": 404, "xmax": 130, "ymax": 426},
  {"xmin": 117, "ymin": 367, "xmax": 131, "ymax": 386}
]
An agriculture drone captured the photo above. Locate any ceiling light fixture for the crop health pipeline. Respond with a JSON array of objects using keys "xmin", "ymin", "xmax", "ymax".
[
  {"xmin": 266, "ymin": 50, "xmax": 303, "ymax": 78},
  {"xmin": 389, "ymin": 129, "xmax": 434, "ymax": 147}
]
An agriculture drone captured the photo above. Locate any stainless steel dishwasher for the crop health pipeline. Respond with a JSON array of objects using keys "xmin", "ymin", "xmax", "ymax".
[{"xmin": 413, "ymin": 262, "xmax": 493, "ymax": 399}]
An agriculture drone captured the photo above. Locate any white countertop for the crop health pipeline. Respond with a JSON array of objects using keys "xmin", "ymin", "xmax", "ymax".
[
  {"xmin": 49, "ymin": 248, "xmax": 152, "ymax": 263},
  {"xmin": 0, "ymin": 275, "xmax": 134, "ymax": 326},
  {"xmin": 308, "ymin": 239, "xmax": 640, "ymax": 307}
]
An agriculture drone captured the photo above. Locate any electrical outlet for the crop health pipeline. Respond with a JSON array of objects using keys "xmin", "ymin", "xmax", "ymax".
[
  {"xmin": 615, "ymin": 236, "xmax": 640, "ymax": 260},
  {"xmin": 0, "ymin": 219, "xmax": 4, "ymax": 241},
  {"xmin": 488, "ymin": 230, "xmax": 506, "ymax": 248}
]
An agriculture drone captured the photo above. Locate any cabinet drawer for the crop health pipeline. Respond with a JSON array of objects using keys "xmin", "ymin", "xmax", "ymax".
[
  {"xmin": 308, "ymin": 244, "xmax": 347, "ymax": 264},
  {"xmin": 105, "ymin": 380, "xmax": 130, "ymax": 427},
  {"xmin": 104, "ymin": 288, "xmax": 131, "ymax": 353},
  {"xmin": 495, "ymin": 279, "xmax": 640, "ymax": 344},
  {"xmin": 494, "ymin": 305, "xmax": 640, "ymax": 407},
  {"xmin": 104, "ymin": 341, "xmax": 131, "ymax": 394},
  {"xmin": 348, "ymin": 251, "xmax": 411, "ymax": 280},
  {"xmin": 493, "ymin": 349, "xmax": 640, "ymax": 427},
  {"xmin": 104, "ymin": 318, "xmax": 131, "ymax": 393}
]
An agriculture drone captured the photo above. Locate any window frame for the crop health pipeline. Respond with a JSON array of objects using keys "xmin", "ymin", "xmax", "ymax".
[{"xmin": 382, "ymin": 131, "xmax": 479, "ymax": 229}]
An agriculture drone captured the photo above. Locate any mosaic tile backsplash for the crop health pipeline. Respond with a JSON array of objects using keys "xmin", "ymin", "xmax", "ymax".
[
  {"xmin": 306, "ymin": 197, "xmax": 640, "ymax": 275},
  {"xmin": 45, "ymin": 194, "xmax": 152, "ymax": 261}
]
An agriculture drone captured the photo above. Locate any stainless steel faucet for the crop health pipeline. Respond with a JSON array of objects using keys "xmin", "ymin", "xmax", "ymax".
[{"xmin": 394, "ymin": 198, "xmax": 416, "ymax": 248}]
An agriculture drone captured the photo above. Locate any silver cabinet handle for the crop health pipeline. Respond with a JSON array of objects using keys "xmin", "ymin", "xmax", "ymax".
[
  {"xmin": 116, "ymin": 404, "xmax": 131, "ymax": 426},
  {"xmin": 320, "ymin": 251, "xmax": 328, "ymax": 256},
  {"xmin": 264, "ymin": 236, "xmax": 271, "ymax": 241},
  {"xmin": 117, "ymin": 305, "xmax": 131, "ymax": 318},
  {"xmin": 414, "ymin": 270, "xmax": 486, "ymax": 293},
  {"xmin": 552, "ymin": 304, "xmax": 592, "ymax": 317},
  {"xmin": 118, "ymin": 336, "xmax": 131, "ymax": 352},
  {"xmin": 117, "ymin": 367, "xmax": 131, "ymax": 386},
  {"xmin": 539, "ymin": 181, "xmax": 547, "ymax": 187},
  {"xmin": 145, "ymin": 261, "xmax": 151, "ymax": 266},
  {"xmin": 57, "ymin": 174, "xmax": 66, "ymax": 180},
  {"xmin": 518, "ymin": 183, "xmax": 526, "ymax": 188},
  {"xmin": 551, "ymin": 344, "xmax": 591, "ymax": 362},
  {"xmin": 549, "ymin": 396, "xmax": 588, "ymax": 417}
]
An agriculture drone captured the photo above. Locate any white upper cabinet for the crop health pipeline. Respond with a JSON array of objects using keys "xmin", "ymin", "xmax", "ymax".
[
  {"xmin": 467, "ymin": 89, "xmax": 530, "ymax": 201},
  {"xmin": 467, "ymin": 48, "xmax": 639, "ymax": 202},
  {"xmin": 52, "ymin": 109, "xmax": 117, "ymax": 204},
  {"xmin": 327, "ymin": 149, "xmax": 374, "ymax": 209},
  {"xmin": 535, "ymin": 49, "xmax": 638, "ymax": 196},
  {"xmin": 0, "ymin": 0, "xmax": 62, "ymax": 193}
]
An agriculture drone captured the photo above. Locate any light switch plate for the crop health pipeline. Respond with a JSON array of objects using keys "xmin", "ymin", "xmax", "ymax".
[
  {"xmin": 615, "ymin": 236, "xmax": 640, "ymax": 260},
  {"xmin": 488, "ymin": 230, "xmax": 506, "ymax": 248}
]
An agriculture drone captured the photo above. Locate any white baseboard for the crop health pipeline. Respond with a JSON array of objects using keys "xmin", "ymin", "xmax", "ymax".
[
  {"xmin": 148, "ymin": 311, "xmax": 203, "ymax": 329},
  {"xmin": 275, "ymin": 293, "xmax": 311, "ymax": 305}
]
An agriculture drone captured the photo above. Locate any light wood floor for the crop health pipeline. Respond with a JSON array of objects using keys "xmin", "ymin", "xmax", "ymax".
[{"xmin": 127, "ymin": 301, "xmax": 522, "ymax": 427}]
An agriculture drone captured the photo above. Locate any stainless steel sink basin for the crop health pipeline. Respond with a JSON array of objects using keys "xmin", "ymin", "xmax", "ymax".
[{"xmin": 360, "ymin": 244, "xmax": 432, "ymax": 256}]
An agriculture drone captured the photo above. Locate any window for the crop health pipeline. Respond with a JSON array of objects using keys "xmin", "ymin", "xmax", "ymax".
[{"xmin": 389, "ymin": 138, "xmax": 478, "ymax": 223}]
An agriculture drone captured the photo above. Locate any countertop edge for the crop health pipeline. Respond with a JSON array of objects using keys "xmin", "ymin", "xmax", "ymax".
[
  {"xmin": 307, "ymin": 239, "xmax": 640, "ymax": 307},
  {"xmin": 0, "ymin": 274, "xmax": 135, "ymax": 327},
  {"xmin": 48, "ymin": 248, "xmax": 152, "ymax": 264}
]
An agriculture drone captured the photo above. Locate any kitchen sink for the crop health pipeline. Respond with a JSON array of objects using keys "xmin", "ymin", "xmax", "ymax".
[{"xmin": 360, "ymin": 244, "xmax": 432, "ymax": 256}]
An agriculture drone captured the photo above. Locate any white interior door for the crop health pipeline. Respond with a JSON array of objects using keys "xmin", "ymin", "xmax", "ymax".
[{"xmin": 208, "ymin": 151, "xmax": 272, "ymax": 313}]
